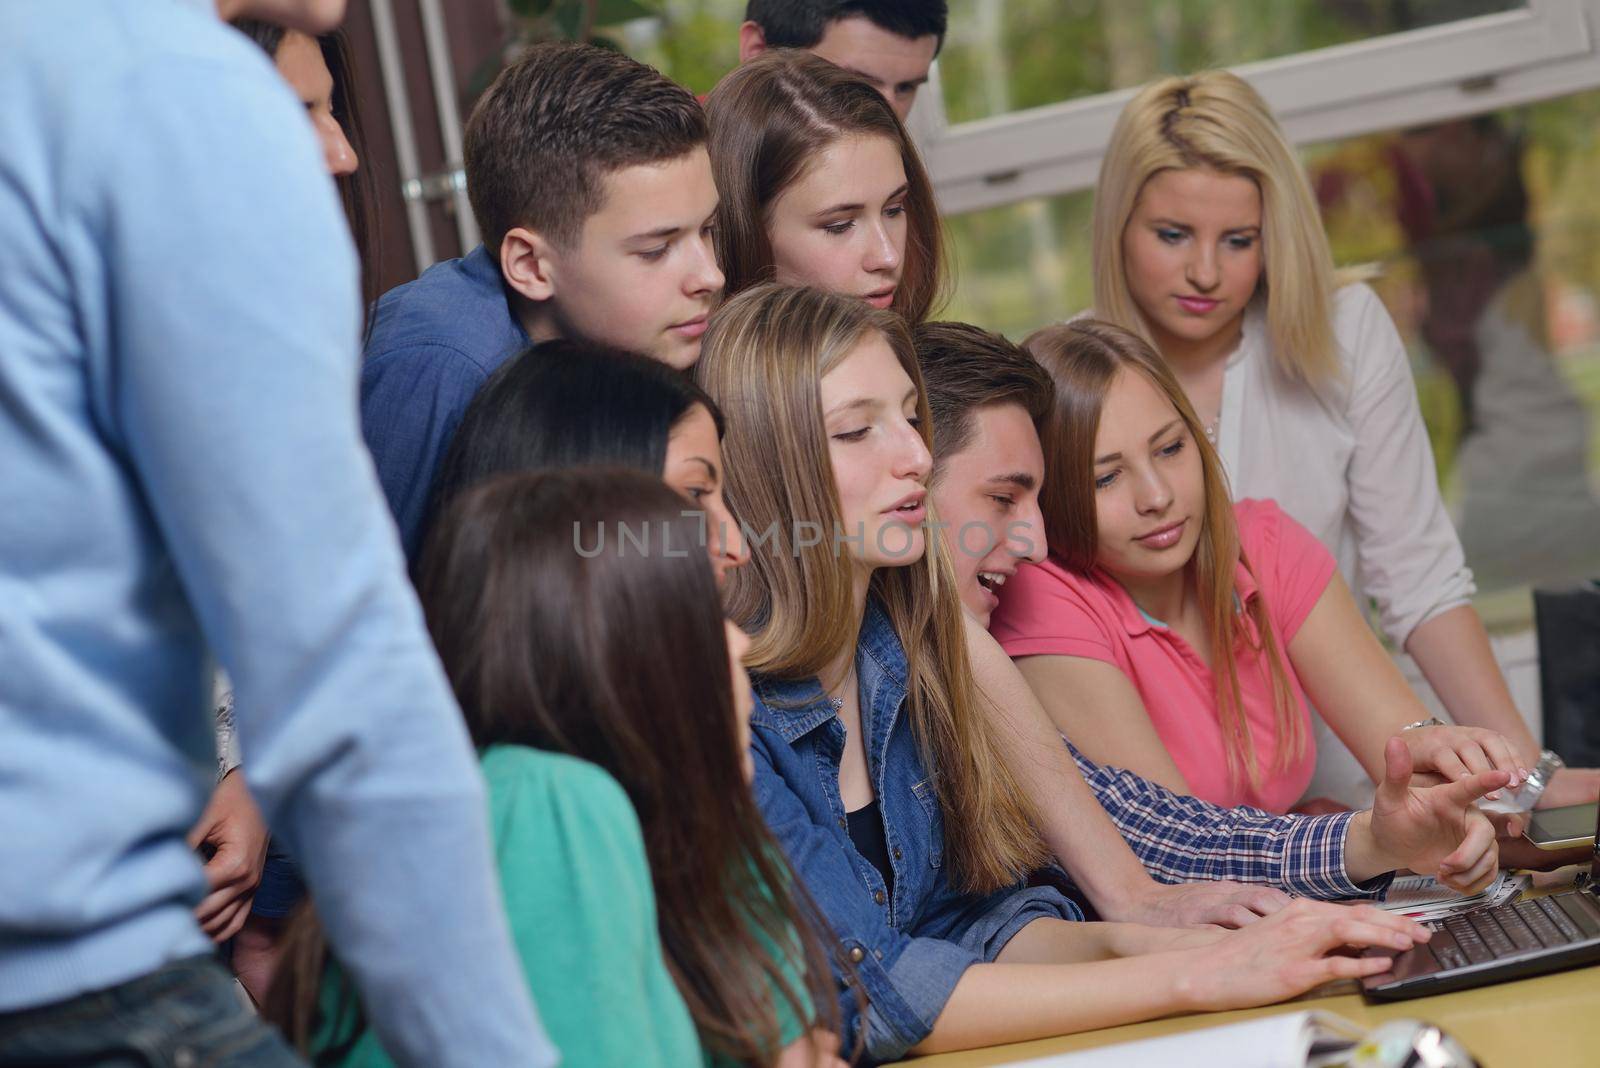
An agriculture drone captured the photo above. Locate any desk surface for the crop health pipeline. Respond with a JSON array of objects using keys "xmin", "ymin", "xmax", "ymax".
[{"xmin": 896, "ymin": 870, "xmax": 1600, "ymax": 1066}]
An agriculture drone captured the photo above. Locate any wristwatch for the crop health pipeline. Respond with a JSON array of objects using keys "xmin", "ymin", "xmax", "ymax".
[
  {"xmin": 1517, "ymin": 748, "xmax": 1566, "ymax": 807},
  {"xmin": 1480, "ymin": 748, "xmax": 1565, "ymax": 813}
]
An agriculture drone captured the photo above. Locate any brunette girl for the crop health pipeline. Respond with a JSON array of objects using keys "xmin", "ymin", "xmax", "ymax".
[
  {"xmin": 270, "ymin": 470, "xmax": 840, "ymax": 1067},
  {"xmin": 706, "ymin": 49, "xmax": 943, "ymax": 322},
  {"xmin": 426, "ymin": 338, "xmax": 747, "ymax": 583}
]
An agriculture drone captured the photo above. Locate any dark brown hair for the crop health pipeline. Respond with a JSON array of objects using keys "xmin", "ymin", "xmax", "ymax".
[
  {"xmin": 463, "ymin": 42, "xmax": 706, "ymax": 255},
  {"xmin": 232, "ymin": 20, "xmax": 380, "ymax": 334},
  {"xmin": 1022, "ymin": 320, "xmax": 1304, "ymax": 787},
  {"xmin": 705, "ymin": 50, "xmax": 946, "ymax": 322},
  {"xmin": 912, "ymin": 320, "xmax": 1053, "ymax": 481},
  {"xmin": 746, "ymin": 0, "xmax": 948, "ymax": 50},
  {"xmin": 421, "ymin": 339, "xmax": 724, "ymax": 553},
  {"xmin": 269, "ymin": 470, "xmax": 842, "ymax": 1064}
]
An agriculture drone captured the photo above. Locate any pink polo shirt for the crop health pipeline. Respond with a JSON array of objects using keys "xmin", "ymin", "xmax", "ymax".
[{"xmin": 990, "ymin": 499, "xmax": 1336, "ymax": 812}]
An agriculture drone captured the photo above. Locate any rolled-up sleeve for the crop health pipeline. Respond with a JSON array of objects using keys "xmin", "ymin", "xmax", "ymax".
[
  {"xmin": 1072, "ymin": 744, "xmax": 1391, "ymax": 900},
  {"xmin": 1339, "ymin": 286, "xmax": 1475, "ymax": 645},
  {"xmin": 749, "ymin": 737, "xmax": 977, "ymax": 1062}
]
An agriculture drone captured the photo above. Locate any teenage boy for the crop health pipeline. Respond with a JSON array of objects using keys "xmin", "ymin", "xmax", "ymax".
[
  {"xmin": 0, "ymin": 2, "xmax": 554, "ymax": 1064},
  {"xmin": 739, "ymin": 0, "xmax": 947, "ymax": 120},
  {"xmin": 912, "ymin": 322, "xmax": 1514, "ymax": 907},
  {"xmin": 362, "ymin": 42, "xmax": 722, "ymax": 558}
]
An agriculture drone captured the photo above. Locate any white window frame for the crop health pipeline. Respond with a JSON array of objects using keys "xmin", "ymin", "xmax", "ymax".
[{"xmin": 914, "ymin": 0, "xmax": 1600, "ymax": 215}]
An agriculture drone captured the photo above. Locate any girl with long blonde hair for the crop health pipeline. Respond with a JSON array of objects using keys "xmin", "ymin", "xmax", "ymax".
[
  {"xmin": 992, "ymin": 320, "xmax": 1518, "ymax": 813},
  {"xmin": 1079, "ymin": 70, "xmax": 1575, "ymax": 808},
  {"xmin": 698, "ymin": 283, "xmax": 1444, "ymax": 1060}
]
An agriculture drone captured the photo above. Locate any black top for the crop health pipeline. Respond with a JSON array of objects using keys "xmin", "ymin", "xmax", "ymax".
[{"xmin": 846, "ymin": 799, "xmax": 894, "ymax": 901}]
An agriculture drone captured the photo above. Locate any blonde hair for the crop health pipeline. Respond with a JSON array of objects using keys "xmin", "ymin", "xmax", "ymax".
[
  {"xmin": 1023, "ymin": 319, "xmax": 1306, "ymax": 789},
  {"xmin": 698, "ymin": 283, "xmax": 1048, "ymax": 892},
  {"xmin": 1092, "ymin": 70, "xmax": 1341, "ymax": 384}
]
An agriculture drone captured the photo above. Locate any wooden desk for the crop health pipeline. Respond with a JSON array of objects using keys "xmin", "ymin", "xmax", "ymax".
[{"xmin": 897, "ymin": 870, "xmax": 1600, "ymax": 1066}]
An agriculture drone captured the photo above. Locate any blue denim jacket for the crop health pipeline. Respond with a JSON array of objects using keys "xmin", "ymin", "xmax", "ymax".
[{"xmin": 750, "ymin": 600, "xmax": 1080, "ymax": 1063}]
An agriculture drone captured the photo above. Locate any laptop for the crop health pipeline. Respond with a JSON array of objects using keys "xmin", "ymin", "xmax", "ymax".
[{"xmin": 1363, "ymin": 800, "xmax": 1600, "ymax": 1000}]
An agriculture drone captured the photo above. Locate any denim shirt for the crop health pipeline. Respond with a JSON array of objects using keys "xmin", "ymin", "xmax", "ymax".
[{"xmin": 750, "ymin": 600, "xmax": 1079, "ymax": 1062}]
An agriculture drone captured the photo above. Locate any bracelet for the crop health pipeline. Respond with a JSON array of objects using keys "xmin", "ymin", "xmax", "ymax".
[{"xmin": 1400, "ymin": 716, "xmax": 1446, "ymax": 731}]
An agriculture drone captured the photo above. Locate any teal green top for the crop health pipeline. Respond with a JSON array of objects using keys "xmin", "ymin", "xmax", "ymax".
[
  {"xmin": 315, "ymin": 745, "xmax": 702, "ymax": 1067},
  {"xmin": 705, "ymin": 879, "xmax": 814, "ymax": 1068}
]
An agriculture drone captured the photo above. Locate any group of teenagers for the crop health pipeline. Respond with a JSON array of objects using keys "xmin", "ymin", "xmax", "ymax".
[{"xmin": 6, "ymin": 2, "xmax": 1600, "ymax": 1068}]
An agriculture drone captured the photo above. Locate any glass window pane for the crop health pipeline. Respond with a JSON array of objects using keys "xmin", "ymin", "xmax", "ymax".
[
  {"xmin": 939, "ymin": 0, "xmax": 1525, "ymax": 126},
  {"xmin": 944, "ymin": 87, "xmax": 1600, "ymax": 625},
  {"xmin": 620, "ymin": 0, "xmax": 744, "ymax": 96}
]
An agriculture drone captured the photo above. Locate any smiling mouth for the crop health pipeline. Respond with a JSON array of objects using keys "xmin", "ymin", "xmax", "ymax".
[{"xmin": 976, "ymin": 571, "xmax": 1010, "ymax": 594}]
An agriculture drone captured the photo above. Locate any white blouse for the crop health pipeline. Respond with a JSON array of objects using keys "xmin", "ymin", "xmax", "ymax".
[{"xmin": 1216, "ymin": 283, "xmax": 1476, "ymax": 646}]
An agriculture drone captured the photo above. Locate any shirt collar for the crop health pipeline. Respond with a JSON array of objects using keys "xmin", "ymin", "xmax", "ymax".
[
  {"xmin": 751, "ymin": 598, "xmax": 906, "ymax": 742},
  {"xmin": 1090, "ymin": 556, "xmax": 1260, "ymax": 638}
]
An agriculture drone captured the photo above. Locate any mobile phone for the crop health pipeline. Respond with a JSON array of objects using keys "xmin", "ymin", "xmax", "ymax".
[{"xmin": 1521, "ymin": 801, "xmax": 1599, "ymax": 851}]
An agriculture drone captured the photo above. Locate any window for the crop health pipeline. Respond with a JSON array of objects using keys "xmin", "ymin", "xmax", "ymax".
[
  {"xmin": 938, "ymin": 0, "xmax": 1530, "ymax": 126},
  {"xmin": 916, "ymin": 0, "xmax": 1600, "ymax": 213}
]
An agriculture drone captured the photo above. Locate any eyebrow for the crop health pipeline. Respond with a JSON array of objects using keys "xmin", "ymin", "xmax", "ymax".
[
  {"xmin": 1149, "ymin": 217, "xmax": 1261, "ymax": 234},
  {"xmin": 685, "ymin": 456, "xmax": 718, "ymax": 480},
  {"xmin": 1094, "ymin": 419, "xmax": 1182, "ymax": 465},
  {"xmin": 626, "ymin": 224, "xmax": 685, "ymax": 243},
  {"xmin": 985, "ymin": 472, "xmax": 1037, "ymax": 491},
  {"xmin": 811, "ymin": 182, "xmax": 911, "ymax": 219},
  {"xmin": 825, "ymin": 385, "xmax": 918, "ymax": 420}
]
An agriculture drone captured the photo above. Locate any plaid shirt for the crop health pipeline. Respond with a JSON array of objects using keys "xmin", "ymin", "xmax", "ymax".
[{"xmin": 1071, "ymin": 743, "xmax": 1392, "ymax": 900}]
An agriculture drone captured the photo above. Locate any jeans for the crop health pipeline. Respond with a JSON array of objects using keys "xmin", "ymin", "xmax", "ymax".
[{"xmin": 0, "ymin": 955, "xmax": 304, "ymax": 1067}]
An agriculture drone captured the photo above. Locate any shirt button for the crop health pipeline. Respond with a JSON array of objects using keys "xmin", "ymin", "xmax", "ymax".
[
  {"xmin": 848, "ymin": 946, "xmax": 865, "ymax": 963},
  {"xmin": 837, "ymin": 817, "xmax": 847, "ymax": 831},
  {"xmin": 873, "ymin": 890, "xmax": 886, "ymax": 905},
  {"xmin": 892, "ymin": 846, "xmax": 902, "ymax": 860}
]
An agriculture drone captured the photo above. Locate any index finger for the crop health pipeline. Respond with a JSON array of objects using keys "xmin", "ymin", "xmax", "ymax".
[{"xmin": 1440, "ymin": 768, "xmax": 1513, "ymax": 809}]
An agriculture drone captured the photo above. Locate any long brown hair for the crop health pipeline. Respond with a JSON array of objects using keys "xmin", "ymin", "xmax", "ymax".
[
  {"xmin": 697, "ymin": 284, "xmax": 1047, "ymax": 892},
  {"xmin": 1023, "ymin": 320, "xmax": 1304, "ymax": 788},
  {"xmin": 705, "ymin": 50, "xmax": 946, "ymax": 323},
  {"xmin": 268, "ymin": 469, "xmax": 839, "ymax": 1065},
  {"xmin": 231, "ymin": 20, "xmax": 380, "ymax": 334}
]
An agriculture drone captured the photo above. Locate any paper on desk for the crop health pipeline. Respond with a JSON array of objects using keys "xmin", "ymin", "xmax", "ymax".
[
  {"xmin": 995, "ymin": 1010, "xmax": 1365, "ymax": 1068},
  {"xmin": 1368, "ymin": 869, "xmax": 1529, "ymax": 922}
]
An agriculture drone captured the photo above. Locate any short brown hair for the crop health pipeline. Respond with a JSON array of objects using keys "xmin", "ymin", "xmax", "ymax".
[
  {"xmin": 463, "ymin": 42, "xmax": 706, "ymax": 254},
  {"xmin": 705, "ymin": 50, "xmax": 945, "ymax": 322},
  {"xmin": 912, "ymin": 321, "xmax": 1052, "ymax": 481}
]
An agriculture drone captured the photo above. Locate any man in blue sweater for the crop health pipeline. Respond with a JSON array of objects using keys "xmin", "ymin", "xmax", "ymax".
[{"xmin": 0, "ymin": 2, "xmax": 557, "ymax": 1065}]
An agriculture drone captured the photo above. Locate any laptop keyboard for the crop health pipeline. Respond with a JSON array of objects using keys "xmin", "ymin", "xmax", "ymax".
[{"xmin": 1423, "ymin": 895, "xmax": 1596, "ymax": 971}]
